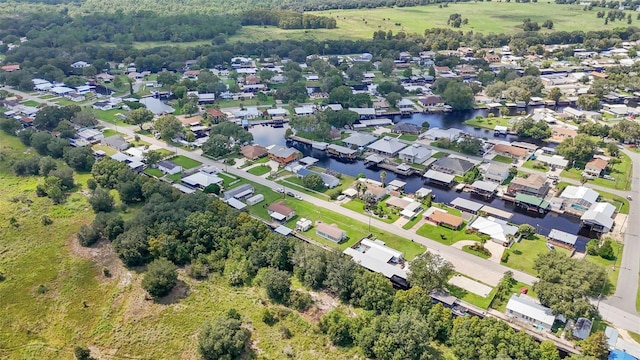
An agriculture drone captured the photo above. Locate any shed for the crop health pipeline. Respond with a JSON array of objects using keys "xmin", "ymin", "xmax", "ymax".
[
  {"xmin": 547, "ymin": 229, "xmax": 577, "ymax": 248},
  {"xmin": 450, "ymin": 197, "xmax": 483, "ymax": 214},
  {"xmin": 227, "ymin": 198, "xmax": 247, "ymax": 210},
  {"xmin": 246, "ymin": 194, "xmax": 264, "ymax": 206},
  {"xmin": 274, "ymin": 225, "xmax": 293, "ymax": 236}
]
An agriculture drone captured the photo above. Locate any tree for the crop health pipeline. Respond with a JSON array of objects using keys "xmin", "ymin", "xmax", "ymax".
[
  {"xmin": 598, "ymin": 239, "xmax": 614, "ymax": 260},
  {"xmin": 386, "ymin": 92, "xmax": 402, "ymax": 108},
  {"xmin": 379, "ymin": 58, "xmax": 395, "ymax": 77},
  {"xmin": 518, "ymin": 224, "xmax": 536, "ymax": 240},
  {"xmin": 380, "ymin": 171, "xmax": 387, "ymax": 187},
  {"xmin": 126, "ymin": 108, "xmax": 154, "ymax": 131},
  {"xmin": 202, "ymin": 134, "xmax": 232, "ymax": 158},
  {"xmin": 407, "ymin": 252, "xmax": 454, "ymax": 291},
  {"xmin": 302, "ymin": 173, "xmax": 325, "ymax": 191},
  {"xmin": 581, "ymin": 332, "xmax": 609, "ymax": 360},
  {"xmin": 556, "ymin": 135, "xmax": 599, "ymax": 167},
  {"xmin": 351, "ymin": 270, "xmax": 394, "ymax": 314},
  {"xmin": 142, "ymin": 257, "xmax": 178, "ymax": 297},
  {"xmin": 157, "ymin": 71, "xmax": 178, "ymax": 86},
  {"xmin": 606, "ymin": 142, "xmax": 619, "ymax": 157},
  {"xmin": 458, "ymin": 137, "xmax": 483, "ymax": 155},
  {"xmin": 533, "ymin": 251, "xmax": 606, "ymax": 319},
  {"xmin": 441, "ymin": 81, "xmax": 474, "ymax": 110},
  {"xmin": 577, "ymin": 95, "xmax": 601, "ymax": 111},
  {"xmin": 261, "ymin": 268, "xmax": 291, "ymax": 303},
  {"xmin": 143, "ymin": 150, "xmax": 164, "ymax": 165},
  {"xmin": 63, "ymin": 146, "xmax": 94, "ymax": 171},
  {"xmin": 198, "ymin": 316, "xmax": 251, "ymax": 360},
  {"xmin": 55, "ymin": 120, "xmax": 76, "ymax": 139},
  {"xmin": 77, "ymin": 224, "xmax": 100, "ymax": 247},
  {"xmin": 154, "ymin": 115, "xmax": 183, "ymax": 141},
  {"xmin": 89, "ymin": 188, "xmax": 115, "ymax": 213},
  {"xmin": 548, "ymin": 87, "xmax": 562, "ymax": 103},
  {"xmin": 74, "ymin": 347, "xmax": 95, "ymax": 360},
  {"xmin": 499, "ymin": 106, "xmax": 509, "ymax": 117},
  {"xmin": 513, "ymin": 117, "xmax": 551, "ymax": 140},
  {"xmin": 91, "ymin": 158, "xmax": 131, "ymax": 189},
  {"xmin": 319, "ymin": 309, "xmax": 355, "ymax": 346},
  {"xmin": 183, "ymin": 101, "xmax": 199, "ymax": 116},
  {"xmin": 539, "ymin": 341, "xmax": 560, "ymax": 360}
]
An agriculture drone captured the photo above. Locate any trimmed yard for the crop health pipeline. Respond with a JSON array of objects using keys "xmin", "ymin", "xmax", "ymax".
[
  {"xmin": 522, "ymin": 160, "xmax": 549, "ymax": 172},
  {"xmin": 464, "ymin": 116, "xmax": 512, "ymax": 130},
  {"xmin": 168, "ymin": 155, "xmax": 201, "ymax": 169},
  {"xmin": 502, "ymin": 237, "xmax": 570, "ymax": 275},
  {"xmin": 416, "ymin": 222, "xmax": 482, "ymax": 245},
  {"xmin": 91, "ymin": 144, "xmax": 117, "ymax": 156},
  {"xmin": 398, "ymin": 134, "xmax": 419, "ymax": 141},
  {"xmin": 92, "ymin": 108, "xmax": 128, "ymax": 124},
  {"xmin": 247, "ymin": 165, "xmax": 271, "ymax": 176},
  {"xmin": 447, "ymin": 278, "xmax": 496, "ymax": 310},
  {"xmin": 21, "ymin": 100, "xmax": 41, "ymax": 107},
  {"xmin": 492, "ymin": 155, "xmax": 514, "ymax": 164},
  {"xmin": 585, "ymin": 240, "xmax": 621, "ymax": 295},
  {"xmin": 144, "ymin": 168, "xmax": 164, "ymax": 178},
  {"xmin": 166, "ymin": 172, "xmax": 183, "ymax": 182},
  {"xmin": 462, "ymin": 244, "xmax": 491, "ymax": 259}
]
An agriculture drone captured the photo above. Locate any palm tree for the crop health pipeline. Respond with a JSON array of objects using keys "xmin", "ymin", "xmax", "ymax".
[
  {"xmin": 380, "ymin": 171, "xmax": 387, "ymax": 187},
  {"xmin": 355, "ymin": 181, "xmax": 367, "ymax": 200}
]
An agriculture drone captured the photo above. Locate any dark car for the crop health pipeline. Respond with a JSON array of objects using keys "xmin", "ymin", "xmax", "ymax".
[{"xmin": 286, "ymin": 191, "xmax": 295, "ymax": 197}]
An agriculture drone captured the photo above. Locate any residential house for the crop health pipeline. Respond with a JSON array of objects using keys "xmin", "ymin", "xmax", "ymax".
[
  {"xmin": 364, "ymin": 182, "xmax": 389, "ymax": 203},
  {"xmin": 398, "ymin": 144, "xmax": 432, "ymax": 164},
  {"xmin": 343, "ymin": 133, "xmax": 378, "ymax": 148},
  {"xmin": 551, "ymin": 127, "xmax": 578, "ymax": 142},
  {"xmin": 316, "ymin": 222, "xmax": 347, "ymax": 243},
  {"xmin": 493, "ymin": 144, "xmax": 529, "ymax": 161},
  {"xmin": 182, "ymin": 171, "xmax": 223, "ymax": 189},
  {"xmin": 267, "ymin": 145, "xmax": 299, "ymax": 166},
  {"xmin": 450, "ymin": 197, "xmax": 484, "ymax": 214},
  {"xmin": 139, "ymin": 97, "xmax": 175, "ymax": 116},
  {"xmin": 397, "ymin": 98, "xmax": 415, "ymax": 111},
  {"xmin": 241, "ymin": 144, "xmax": 268, "ymax": 160},
  {"xmin": 469, "ymin": 216, "xmax": 520, "ymax": 246},
  {"xmin": 470, "ymin": 180, "xmax": 499, "ymax": 198},
  {"xmin": 102, "ymin": 135, "xmax": 130, "ymax": 151},
  {"xmin": 76, "ymin": 128, "xmax": 104, "ymax": 143},
  {"xmin": 366, "ymin": 136, "xmax": 407, "ymax": 157},
  {"xmin": 157, "ymin": 160, "xmax": 182, "ymax": 175},
  {"xmin": 547, "ymin": 229, "xmax": 578, "ymax": 249},
  {"xmin": 421, "ymin": 127, "xmax": 464, "ymax": 141},
  {"xmin": 535, "ymin": 154, "xmax": 569, "ymax": 169},
  {"xmin": 296, "ymin": 168, "xmax": 340, "ymax": 188},
  {"xmin": 584, "ymin": 158, "xmax": 609, "ymax": 177},
  {"xmin": 392, "ymin": 122, "xmax": 421, "ymax": 135},
  {"xmin": 92, "ymin": 101, "xmax": 115, "ymax": 111},
  {"xmin": 506, "ymin": 294, "xmax": 556, "ymax": 331},
  {"xmin": 343, "ymin": 238, "xmax": 408, "ymax": 286},
  {"xmin": 71, "ymin": 61, "xmax": 90, "ymax": 69},
  {"xmin": 110, "ymin": 152, "xmax": 145, "ymax": 172},
  {"xmin": 349, "ymin": 107, "xmax": 377, "ymax": 120},
  {"xmin": 431, "ymin": 157, "xmax": 474, "ymax": 176},
  {"xmin": 481, "ymin": 163, "xmax": 511, "ymax": 183},
  {"xmin": 223, "ymin": 184, "xmax": 255, "ymax": 201},
  {"xmin": 506, "ymin": 174, "xmax": 550, "ymax": 197},
  {"xmin": 205, "ymin": 108, "xmax": 227, "ymax": 122},
  {"xmin": 423, "ymin": 169, "xmax": 455, "ymax": 188},
  {"xmin": 581, "ymin": 202, "xmax": 616, "ymax": 233},
  {"xmin": 1, "ymin": 64, "xmax": 20, "ymax": 72},
  {"xmin": 419, "ymin": 95, "xmax": 443, "ymax": 107},
  {"xmin": 425, "ymin": 209, "xmax": 464, "ymax": 230},
  {"xmin": 295, "ymin": 218, "xmax": 312, "ymax": 232},
  {"xmin": 560, "ymin": 186, "xmax": 599, "ymax": 212},
  {"xmin": 267, "ymin": 201, "xmax": 296, "ymax": 223}
]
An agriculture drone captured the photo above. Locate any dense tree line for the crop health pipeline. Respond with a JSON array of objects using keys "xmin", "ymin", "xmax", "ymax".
[{"xmin": 240, "ymin": 10, "xmax": 336, "ymax": 29}]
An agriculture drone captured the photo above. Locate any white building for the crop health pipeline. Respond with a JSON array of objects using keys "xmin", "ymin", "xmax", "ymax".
[{"xmin": 506, "ymin": 294, "xmax": 556, "ymax": 331}]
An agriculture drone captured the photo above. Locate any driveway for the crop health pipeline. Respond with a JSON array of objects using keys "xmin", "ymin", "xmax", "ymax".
[{"xmin": 452, "ymin": 240, "xmax": 505, "ymax": 263}]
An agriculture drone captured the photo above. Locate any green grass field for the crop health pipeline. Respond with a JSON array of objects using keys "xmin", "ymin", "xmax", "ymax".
[
  {"xmin": 464, "ymin": 116, "xmax": 512, "ymax": 130},
  {"xmin": 492, "ymin": 154, "xmax": 515, "ymax": 164},
  {"xmin": 246, "ymin": 164, "xmax": 272, "ymax": 176},
  {"xmin": 225, "ymin": 3, "xmax": 611, "ymax": 43},
  {"xmin": 416, "ymin": 222, "xmax": 482, "ymax": 244},
  {"xmin": 168, "ymin": 155, "xmax": 202, "ymax": 169},
  {"xmin": 561, "ymin": 152, "xmax": 632, "ymax": 191},
  {"xmin": 502, "ymin": 236, "xmax": 570, "ymax": 275}
]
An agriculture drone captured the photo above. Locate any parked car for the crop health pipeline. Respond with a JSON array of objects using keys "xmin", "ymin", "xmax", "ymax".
[
  {"xmin": 336, "ymin": 194, "xmax": 346, "ymax": 201},
  {"xmin": 286, "ymin": 191, "xmax": 295, "ymax": 197},
  {"xmin": 603, "ymin": 175, "xmax": 615, "ymax": 181},
  {"xmin": 275, "ymin": 187, "xmax": 284, "ymax": 193},
  {"xmin": 627, "ymin": 195, "xmax": 633, "ymax": 201},
  {"xmin": 295, "ymin": 194, "xmax": 303, "ymax": 200}
]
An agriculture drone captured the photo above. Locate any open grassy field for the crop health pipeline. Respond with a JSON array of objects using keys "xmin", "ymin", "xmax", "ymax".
[
  {"xmin": 502, "ymin": 236, "xmax": 571, "ymax": 275},
  {"xmin": 225, "ymin": 3, "xmax": 611, "ymax": 43}
]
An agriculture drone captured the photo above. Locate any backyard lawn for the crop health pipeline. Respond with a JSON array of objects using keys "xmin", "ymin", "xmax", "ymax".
[
  {"xmin": 21, "ymin": 100, "xmax": 41, "ymax": 107},
  {"xmin": 464, "ymin": 116, "xmax": 512, "ymax": 130},
  {"xmin": 585, "ymin": 240, "xmax": 621, "ymax": 295},
  {"xmin": 92, "ymin": 108, "xmax": 128, "ymax": 124},
  {"xmin": 166, "ymin": 172, "xmax": 183, "ymax": 182},
  {"xmin": 502, "ymin": 237, "xmax": 570, "ymax": 275},
  {"xmin": 169, "ymin": 155, "xmax": 201, "ymax": 169},
  {"xmin": 447, "ymin": 279, "xmax": 496, "ymax": 310},
  {"xmin": 144, "ymin": 168, "xmax": 164, "ymax": 178},
  {"xmin": 522, "ymin": 160, "xmax": 549, "ymax": 172}
]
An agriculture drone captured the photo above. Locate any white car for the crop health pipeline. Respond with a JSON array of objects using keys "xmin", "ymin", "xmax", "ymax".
[
  {"xmin": 275, "ymin": 187, "xmax": 284, "ymax": 193},
  {"xmin": 295, "ymin": 194, "xmax": 303, "ymax": 200}
]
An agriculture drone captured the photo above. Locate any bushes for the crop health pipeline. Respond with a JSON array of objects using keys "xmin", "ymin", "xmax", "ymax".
[
  {"xmin": 500, "ymin": 251, "xmax": 510, "ymax": 263},
  {"xmin": 141, "ymin": 258, "xmax": 178, "ymax": 298}
]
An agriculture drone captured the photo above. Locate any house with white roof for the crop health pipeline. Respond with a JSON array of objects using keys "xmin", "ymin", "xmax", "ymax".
[
  {"xmin": 469, "ymin": 216, "xmax": 520, "ymax": 246},
  {"xmin": 343, "ymin": 238, "xmax": 408, "ymax": 286},
  {"xmin": 139, "ymin": 97, "xmax": 175, "ymax": 116},
  {"xmin": 181, "ymin": 171, "xmax": 223, "ymax": 189},
  {"xmin": 506, "ymin": 294, "xmax": 556, "ymax": 331},
  {"xmin": 547, "ymin": 229, "xmax": 578, "ymax": 249},
  {"xmin": 420, "ymin": 127, "xmax": 464, "ymax": 141},
  {"xmin": 581, "ymin": 202, "xmax": 616, "ymax": 233},
  {"xmin": 343, "ymin": 133, "xmax": 377, "ymax": 148},
  {"xmin": 560, "ymin": 186, "xmax": 600, "ymax": 212}
]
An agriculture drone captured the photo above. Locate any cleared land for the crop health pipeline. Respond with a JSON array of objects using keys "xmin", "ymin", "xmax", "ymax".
[{"xmin": 228, "ymin": 3, "xmax": 611, "ymax": 43}]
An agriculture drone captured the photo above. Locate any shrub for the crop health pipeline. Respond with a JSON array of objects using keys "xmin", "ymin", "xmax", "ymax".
[
  {"xmin": 500, "ymin": 251, "xmax": 510, "ymax": 263},
  {"xmin": 262, "ymin": 308, "xmax": 278, "ymax": 325},
  {"xmin": 288, "ymin": 290, "xmax": 313, "ymax": 311},
  {"xmin": 141, "ymin": 258, "xmax": 178, "ymax": 298},
  {"xmin": 41, "ymin": 215, "xmax": 53, "ymax": 226}
]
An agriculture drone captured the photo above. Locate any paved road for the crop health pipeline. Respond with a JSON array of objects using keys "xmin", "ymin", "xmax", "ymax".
[
  {"xmin": 8, "ymin": 87, "xmax": 640, "ymax": 330},
  {"xmin": 603, "ymin": 149, "xmax": 640, "ymax": 313}
]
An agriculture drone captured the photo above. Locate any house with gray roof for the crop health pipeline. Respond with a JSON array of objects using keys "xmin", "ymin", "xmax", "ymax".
[
  {"xmin": 366, "ymin": 136, "xmax": 407, "ymax": 157},
  {"xmin": 139, "ymin": 97, "xmax": 175, "ymax": 116},
  {"xmin": 297, "ymin": 168, "xmax": 340, "ymax": 188},
  {"xmin": 343, "ymin": 133, "xmax": 377, "ymax": 148},
  {"xmin": 506, "ymin": 294, "xmax": 556, "ymax": 331},
  {"xmin": 399, "ymin": 144, "xmax": 432, "ymax": 164},
  {"xmin": 431, "ymin": 156, "xmax": 474, "ymax": 176},
  {"xmin": 547, "ymin": 229, "xmax": 578, "ymax": 249},
  {"xmin": 223, "ymin": 184, "xmax": 255, "ymax": 201},
  {"xmin": 157, "ymin": 160, "xmax": 182, "ymax": 175},
  {"xmin": 581, "ymin": 202, "xmax": 616, "ymax": 233},
  {"xmin": 102, "ymin": 135, "xmax": 130, "ymax": 151},
  {"xmin": 421, "ymin": 127, "xmax": 464, "ymax": 141},
  {"xmin": 343, "ymin": 238, "xmax": 408, "ymax": 283}
]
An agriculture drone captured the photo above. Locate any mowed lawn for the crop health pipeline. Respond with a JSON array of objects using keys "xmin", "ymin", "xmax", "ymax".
[
  {"xmin": 229, "ymin": 2, "xmax": 611, "ymax": 42},
  {"xmin": 168, "ymin": 155, "xmax": 201, "ymax": 169}
]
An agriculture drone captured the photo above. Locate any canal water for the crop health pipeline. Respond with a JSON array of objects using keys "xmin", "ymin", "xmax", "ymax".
[{"xmin": 249, "ymin": 110, "xmax": 590, "ymax": 251}]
